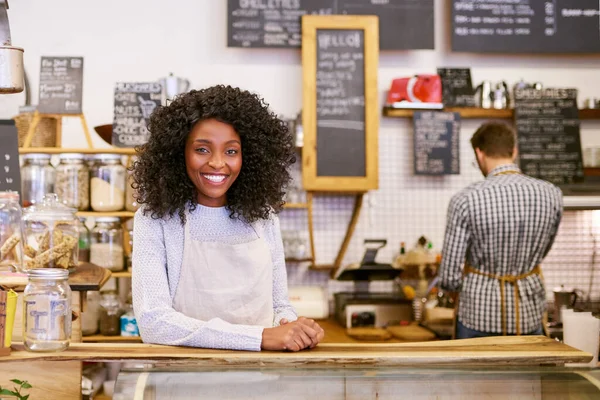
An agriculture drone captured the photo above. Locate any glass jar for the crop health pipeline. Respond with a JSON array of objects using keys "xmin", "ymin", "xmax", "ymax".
[
  {"xmin": 22, "ymin": 193, "xmax": 79, "ymax": 271},
  {"xmin": 77, "ymin": 217, "xmax": 91, "ymax": 263},
  {"xmin": 99, "ymin": 291, "xmax": 123, "ymax": 336},
  {"xmin": 81, "ymin": 290, "xmax": 100, "ymax": 336},
  {"xmin": 90, "ymin": 154, "xmax": 126, "ymax": 212},
  {"xmin": 23, "ymin": 268, "xmax": 72, "ymax": 352},
  {"xmin": 90, "ymin": 217, "xmax": 124, "ymax": 271},
  {"xmin": 0, "ymin": 191, "xmax": 24, "ymax": 272},
  {"xmin": 125, "ymin": 155, "xmax": 139, "ymax": 212},
  {"xmin": 55, "ymin": 153, "xmax": 90, "ymax": 211},
  {"xmin": 21, "ymin": 153, "xmax": 56, "ymax": 208}
]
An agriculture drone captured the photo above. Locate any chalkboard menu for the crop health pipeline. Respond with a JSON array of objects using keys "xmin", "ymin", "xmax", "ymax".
[
  {"xmin": 316, "ymin": 29, "xmax": 366, "ymax": 177},
  {"xmin": 112, "ymin": 82, "xmax": 162, "ymax": 148},
  {"xmin": 515, "ymin": 88, "xmax": 584, "ymax": 185},
  {"xmin": 413, "ymin": 111, "xmax": 460, "ymax": 175},
  {"xmin": 437, "ymin": 68, "xmax": 475, "ymax": 107},
  {"xmin": 38, "ymin": 56, "xmax": 84, "ymax": 114},
  {"xmin": 452, "ymin": 0, "xmax": 600, "ymax": 53},
  {"xmin": 0, "ymin": 120, "xmax": 21, "ymax": 197},
  {"xmin": 227, "ymin": 0, "xmax": 434, "ymax": 50}
]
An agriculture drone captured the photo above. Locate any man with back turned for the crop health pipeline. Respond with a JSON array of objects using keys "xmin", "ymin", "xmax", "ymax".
[{"xmin": 439, "ymin": 121, "xmax": 563, "ymax": 339}]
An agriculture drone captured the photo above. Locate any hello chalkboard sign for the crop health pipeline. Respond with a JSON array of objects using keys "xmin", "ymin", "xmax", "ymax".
[
  {"xmin": 112, "ymin": 82, "xmax": 162, "ymax": 148},
  {"xmin": 0, "ymin": 120, "xmax": 21, "ymax": 198},
  {"xmin": 515, "ymin": 88, "xmax": 584, "ymax": 185},
  {"xmin": 227, "ymin": 0, "xmax": 433, "ymax": 50},
  {"xmin": 302, "ymin": 15, "xmax": 379, "ymax": 192},
  {"xmin": 38, "ymin": 56, "xmax": 84, "ymax": 114},
  {"xmin": 452, "ymin": 0, "xmax": 600, "ymax": 53},
  {"xmin": 413, "ymin": 111, "xmax": 460, "ymax": 175}
]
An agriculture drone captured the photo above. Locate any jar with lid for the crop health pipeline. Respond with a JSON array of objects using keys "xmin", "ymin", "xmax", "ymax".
[
  {"xmin": 0, "ymin": 191, "xmax": 24, "ymax": 272},
  {"xmin": 99, "ymin": 291, "xmax": 123, "ymax": 336},
  {"xmin": 22, "ymin": 193, "xmax": 79, "ymax": 271},
  {"xmin": 54, "ymin": 153, "xmax": 90, "ymax": 210},
  {"xmin": 81, "ymin": 290, "xmax": 100, "ymax": 336},
  {"xmin": 23, "ymin": 268, "xmax": 72, "ymax": 352},
  {"xmin": 90, "ymin": 154, "xmax": 126, "ymax": 212},
  {"xmin": 125, "ymin": 155, "xmax": 139, "ymax": 212},
  {"xmin": 90, "ymin": 217, "xmax": 124, "ymax": 271},
  {"xmin": 77, "ymin": 217, "xmax": 91, "ymax": 263},
  {"xmin": 21, "ymin": 153, "xmax": 56, "ymax": 208}
]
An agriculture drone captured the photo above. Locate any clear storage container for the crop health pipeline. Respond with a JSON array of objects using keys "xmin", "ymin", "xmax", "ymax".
[
  {"xmin": 90, "ymin": 217, "xmax": 124, "ymax": 271},
  {"xmin": 125, "ymin": 155, "xmax": 139, "ymax": 212},
  {"xmin": 23, "ymin": 268, "xmax": 72, "ymax": 352},
  {"xmin": 77, "ymin": 217, "xmax": 91, "ymax": 263},
  {"xmin": 55, "ymin": 153, "xmax": 90, "ymax": 210},
  {"xmin": 21, "ymin": 153, "xmax": 56, "ymax": 208},
  {"xmin": 0, "ymin": 191, "xmax": 24, "ymax": 272},
  {"xmin": 22, "ymin": 193, "xmax": 79, "ymax": 270},
  {"xmin": 99, "ymin": 291, "xmax": 123, "ymax": 336},
  {"xmin": 90, "ymin": 155, "xmax": 126, "ymax": 212}
]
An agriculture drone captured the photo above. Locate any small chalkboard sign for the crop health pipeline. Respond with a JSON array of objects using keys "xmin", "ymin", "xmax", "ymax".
[
  {"xmin": 112, "ymin": 82, "xmax": 162, "ymax": 148},
  {"xmin": 437, "ymin": 68, "xmax": 475, "ymax": 107},
  {"xmin": 302, "ymin": 15, "xmax": 378, "ymax": 192},
  {"xmin": 0, "ymin": 120, "xmax": 21, "ymax": 198},
  {"xmin": 515, "ymin": 88, "xmax": 584, "ymax": 185},
  {"xmin": 38, "ymin": 56, "xmax": 84, "ymax": 114},
  {"xmin": 413, "ymin": 111, "xmax": 461, "ymax": 175},
  {"xmin": 227, "ymin": 0, "xmax": 434, "ymax": 50}
]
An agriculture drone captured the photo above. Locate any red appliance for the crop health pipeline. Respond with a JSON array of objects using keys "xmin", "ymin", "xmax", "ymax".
[{"xmin": 386, "ymin": 74, "xmax": 443, "ymax": 109}]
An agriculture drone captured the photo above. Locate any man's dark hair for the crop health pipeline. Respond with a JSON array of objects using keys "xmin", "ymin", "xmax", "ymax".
[{"xmin": 470, "ymin": 121, "xmax": 516, "ymax": 158}]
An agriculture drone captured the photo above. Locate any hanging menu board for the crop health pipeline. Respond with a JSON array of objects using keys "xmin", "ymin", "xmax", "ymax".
[
  {"xmin": 302, "ymin": 15, "xmax": 379, "ymax": 192},
  {"xmin": 515, "ymin": 88, "xmax": 584, "ymax": 185},
  {"xmin": 112, "ymin": 82, "xmax": 162, "ymax": 148},
  {"xmin": 437, "ymin": 68, "xmax": 475, "ymax": 107},
  {"xmin": 452, "ymin": 0, "xmax": 600, "ymax": 53},
  {"xmin": 0, "ymin": 120, "xmax": 21, "ymax": 197},
  {"xmin": 38, "ymin": 56, "xmax": 84, "ymax": 114},
  {"xmin": 413, "ymin": 111, "xmax": 460, "ymax": 175},
  {"xmin": 227, "ymin": 0, "xmax": 434, "ymax": 50}
]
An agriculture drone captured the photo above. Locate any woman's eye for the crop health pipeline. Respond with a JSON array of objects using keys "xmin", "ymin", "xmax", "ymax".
[
  {"xmin": 195, "ymin": 148, "xmax": 209, "ymax": 153},
  {"xmin": 226, "ymin": 149, "xmax": 239, "ymax": 155}
]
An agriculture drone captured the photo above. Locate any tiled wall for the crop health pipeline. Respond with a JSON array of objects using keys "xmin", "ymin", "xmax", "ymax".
[{"xmin": 281, "ymin": 119, "xmax": 600, "ymax": 305}]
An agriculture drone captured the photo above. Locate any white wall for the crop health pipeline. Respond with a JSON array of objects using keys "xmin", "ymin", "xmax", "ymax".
[{"xmin": 4, "ymin": 0, "xmax": 600, "ymax": 301}]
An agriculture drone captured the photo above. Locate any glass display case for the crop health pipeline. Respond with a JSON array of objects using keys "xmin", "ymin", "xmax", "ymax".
[{"xmin": 113, "ymin": 365, "xmax": 600, "ymax": 399}]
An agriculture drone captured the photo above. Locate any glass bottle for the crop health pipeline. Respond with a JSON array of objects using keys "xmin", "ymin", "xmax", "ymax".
[
  {"xmin": 99, "ymin": 291, "xmax": 123, "ymax": 336},
  {"xmin": 54, "ymin": 153, "xmax": 90, "ymax": 211},
  {"xmin": 77, "ymin": 217, "xmax": 91, "ymax": 263},
  {"xmin": 125, "ymin": 155, "xmax": 139, "ymax": 212},
  {"xmin": 90, "ymin": 154, "xmax": 126, "ymax": 212},
  {"xmin": 21, "ymin": 193, "xmax": 79, "ymax": 271},
  {"xmin": 23, "ymin": 268, "xmax": 72, "ymax": 352},
  {"xmin": 21, "ymin": 153, "xmax": 56, "ymax": 208},
  {"xmin": 90, "ymin": 217, "xmax": 124, "ymax": 271},
  {"xmin": 0, "ymin": 191, "xmax": 24, "ymax": 272}
]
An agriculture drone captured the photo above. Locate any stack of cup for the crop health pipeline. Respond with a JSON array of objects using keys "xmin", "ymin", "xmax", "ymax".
[{"xmin": 562, "ymin": 309, "xmax": 600, "ymax": 368}]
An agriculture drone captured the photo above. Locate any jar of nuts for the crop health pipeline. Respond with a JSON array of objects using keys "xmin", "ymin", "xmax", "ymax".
[
  {"xmin": 55, "ymin": 153, "xmax": 90, "ymax": 211},
  {"xmin": 22, "ymin": 193, "xmax": 79, "ymax": 271}
]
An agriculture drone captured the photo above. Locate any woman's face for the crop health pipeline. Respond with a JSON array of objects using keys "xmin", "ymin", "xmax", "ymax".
[{"xmin": 185, "ymin": 119, "xmax": 242, "ymax": 207}]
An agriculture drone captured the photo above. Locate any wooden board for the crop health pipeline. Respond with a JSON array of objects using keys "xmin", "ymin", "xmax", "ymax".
[
  {"xmin": 0, "ymin": 263, "xmax": 111, "ymax": 292},
  {"xmin": 383, "ymin": 107, "xmax": 600, "ymax": 120},
  {"xmin": 0, "ymin": 336, "xmax": 591, "ymax": 367},
  {"xmin": 346, "ymin": 327, "xmax": 391, "ymax": 341},
  {"xmin": 0, "ymin": 360, "xmax": 80, "ymax": 400},
  {"xmin": 387, "ymin": 325, "xmax": 437, "ymax": 342}
]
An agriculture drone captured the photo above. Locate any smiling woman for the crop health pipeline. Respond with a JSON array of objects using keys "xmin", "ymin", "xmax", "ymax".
[{"xmin": 130, "ymin": 85, "xmax": 325, "ymax": 352}]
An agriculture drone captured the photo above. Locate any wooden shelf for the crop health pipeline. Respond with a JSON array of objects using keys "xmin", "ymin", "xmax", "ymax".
[
  {"xmin": 76, "ymin": 211, "xmax": 135, "ymax": 218},
  {"xmin": 584, "ymin": 167, "xmax": 600, "ymax": 177},
  {"xmin": 383, "ymin": 107, "xmax": 600, "ymax": 120},
  {"xmin": 310, "ymin": 264, "xmax": 335, "ymax": 271},
  {"xmin": 283, "ymin": 202, "xmax": 309, "ymax": 209},
  {"xmin": 285, "ymin": 257, "xmax": 314, "ymax": 263},
  {"xmin": 19, "ymin": 147, "xmax": 137, "ymax": 155},
  {"xmin": 82, "ymin": 335, "xmax": 142, "ymax": 343},
  {"xmin": 110, "ymin": 271, "xmax": 132, "ymax": 278}
]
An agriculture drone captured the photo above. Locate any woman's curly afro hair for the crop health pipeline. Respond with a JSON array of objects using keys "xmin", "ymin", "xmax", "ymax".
[{"xmin": 132, "ymin": 85, "xmax": 296, "ymax": 224}]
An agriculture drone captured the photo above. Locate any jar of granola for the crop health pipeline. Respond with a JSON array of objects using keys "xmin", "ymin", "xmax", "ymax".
[{"xmin": 55, "ymin": 153, "xmax": 90, "ymax": 211}]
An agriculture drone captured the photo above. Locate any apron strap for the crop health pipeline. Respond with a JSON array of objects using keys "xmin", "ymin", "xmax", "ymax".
[{"xmin": 464, "ymin": 264, "xmax": 542, "ymax": 336}]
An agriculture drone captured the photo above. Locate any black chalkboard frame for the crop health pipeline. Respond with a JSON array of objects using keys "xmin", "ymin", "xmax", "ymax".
[{"xmin": 301, "ymin": 15, "xmax": 379, "ymax": 192}]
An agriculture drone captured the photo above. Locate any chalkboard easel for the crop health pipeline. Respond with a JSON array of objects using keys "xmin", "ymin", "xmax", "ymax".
[
  {"xmin": 21, "ymin": 112, "xmax": 93, "ymax": 149},
  {"xmin": 301, "ymin": 15, "xmax": 379, "ymax": 193}
]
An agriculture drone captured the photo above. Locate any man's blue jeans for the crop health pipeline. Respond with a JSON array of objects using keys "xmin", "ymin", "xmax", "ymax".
[{"xmin": 456, "ymin": 319, "xmax": 544, "ymax": 339}]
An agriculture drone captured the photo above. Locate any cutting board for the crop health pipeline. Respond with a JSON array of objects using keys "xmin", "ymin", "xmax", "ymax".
[
  {"xmin": 387, "ymin": 325, "xmax": 437, "ymax": 341},
  {"xmin": 346, "ymin": 327, "xmax": 392, "ymax": 341}
]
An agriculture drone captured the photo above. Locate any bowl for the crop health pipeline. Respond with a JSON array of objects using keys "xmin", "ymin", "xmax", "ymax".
[{"xmin": 94, "ymin": 124, "xmax": 113, "ymax": 145}]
